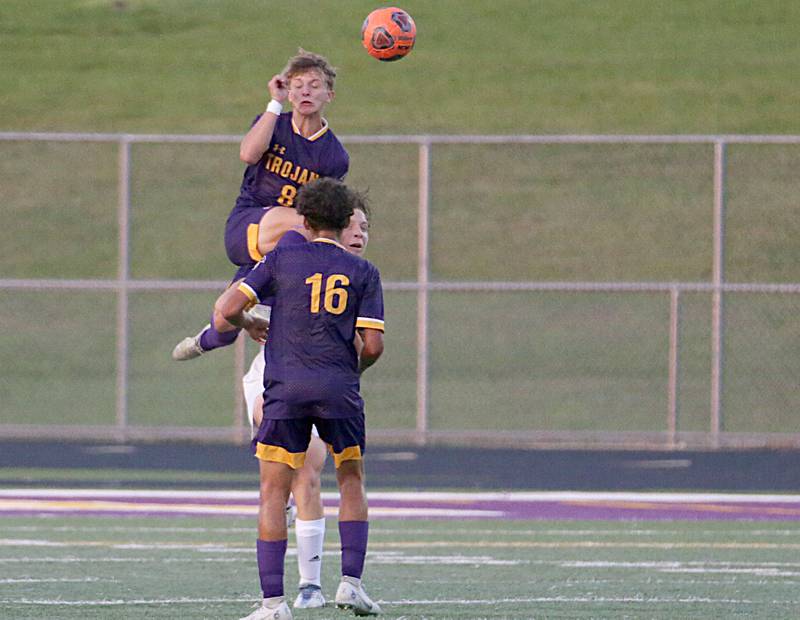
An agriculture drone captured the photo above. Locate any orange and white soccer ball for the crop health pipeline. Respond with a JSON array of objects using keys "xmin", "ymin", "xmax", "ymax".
[{"xmin": 361, "ymin": 7, "xmax": 416, "ymax": 61}]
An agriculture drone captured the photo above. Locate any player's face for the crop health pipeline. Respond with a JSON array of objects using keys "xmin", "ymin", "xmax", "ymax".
[
  {"xmin": 287, "ymin": 69, "xmax": 333, "ymax": 116},
  {"xmin": 341, "ymin": 209, "xmax": 369, "ymax": 257}
]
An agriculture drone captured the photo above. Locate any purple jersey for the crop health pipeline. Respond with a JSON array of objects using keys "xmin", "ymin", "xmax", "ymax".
[
  {"xmin": 238, "ymin": 238, "xmax": 384, "ymax": 419},
  {"xmin": 256, "ymin": 229, "xmax": 307, "ymax": 305},
  {"xmin": 235, "ymin": 112, "xmax": 349, "ymax": 210}
]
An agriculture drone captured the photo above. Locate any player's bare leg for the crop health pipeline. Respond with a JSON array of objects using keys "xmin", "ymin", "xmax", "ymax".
[
  {"xmin": 256, "ymin": 207, "xmax": 306, "ymax": 256},
  {"xmin": 291, "ymin": 436, "xmax": 327, "ymax": 608},
  {"xmin": 245, "ymin": 386, "xmax": 327, "ymax": 609},
  {"xmin": 334, "ymin": 458, "xmax": 381, "ymax": 615},
  {"xmin": 172, "ymin": 280, "xmax": 243, "ymax": 361},
  {"xmin": 241, "ymin": 459, "xmax": 295, "ymax": 620},
  {"xmin": 176, "ymin": 208, "xmax": 301, "ymax": 363}
]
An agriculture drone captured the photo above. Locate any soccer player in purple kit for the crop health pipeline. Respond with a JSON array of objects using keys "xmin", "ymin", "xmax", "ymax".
[
  {"xmin": 241, "ymin": 206, "xmax": 372, "ymax": 610},
  {"xmin": 216, "ymin": 178, "xmax": 384, "ymax": 620},
  {"xmin": 172, "ymin": 48, "xmax": 349, "ymax": 360}
]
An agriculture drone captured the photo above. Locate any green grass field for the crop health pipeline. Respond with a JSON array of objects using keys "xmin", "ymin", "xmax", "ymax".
[
  {"xmin": 1, "ymin": 1, "xmax": 799, "ymax": 438},
  {"xmin": 2, "ymin": 515, "xmax": 800, "ymax": 619},
  {"xmin": 2, "ymin": 1, "xmax": 800, "ymax": 134}
]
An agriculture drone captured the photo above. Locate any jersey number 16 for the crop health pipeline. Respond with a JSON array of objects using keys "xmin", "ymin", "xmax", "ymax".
[{"xmin": 305, "ymin": 273, "xmax": 350, "ymax": 315}]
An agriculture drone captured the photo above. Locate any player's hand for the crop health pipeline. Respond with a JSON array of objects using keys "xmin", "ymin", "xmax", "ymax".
[
  {"xmin": 268, "ymin": 74, "xmax": 288, "ymax": 103},
  {"xmin": 244, "ymin": 316, "xmax": 269, "ymax": 344}
]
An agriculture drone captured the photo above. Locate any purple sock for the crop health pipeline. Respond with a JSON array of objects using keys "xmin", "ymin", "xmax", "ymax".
[
  {"xmin": 339, "ymin": 520, "xmax": 369, "ymax": 579},
  {"xmin": 198, "ymin": 321, "xmax": 239, "ymax": 351},
  {"xmin": 256, "ymin": 539, "xmax": 286, "ymax": 598}
]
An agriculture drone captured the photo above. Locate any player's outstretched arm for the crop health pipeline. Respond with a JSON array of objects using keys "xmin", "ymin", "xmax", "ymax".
[
  {"xmin": 239, "ymin": 73, "xmax": 288, "ymax": 164},
  {"xmin": 358, "ymin": 328, "xmax": 384, "ymax": 373},
  {"xmin": 214, "ymin": 287, "xmax": 268, "ymax": 343}
]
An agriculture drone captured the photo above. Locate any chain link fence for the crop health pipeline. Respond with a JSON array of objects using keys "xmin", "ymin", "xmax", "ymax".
[{"xmin": 1, "ymin": 133, "xmax": 798, "ymax": 448}]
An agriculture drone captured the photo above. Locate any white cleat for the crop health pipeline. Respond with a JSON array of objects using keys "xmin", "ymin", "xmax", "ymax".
[
  {"xmin": 239, "ymin": 597, "xmax": 292, "ymax": 620},
  {"xmin": 335, "ymin": 576, "xmax": 382, "ymax": 616},
  {"xmin": 293, "ymin": 584, "xmax": 326, "ymax": 609},
  {"xmin": 171, "ymin": 324, "xmax": 207, "ymax": 361}
]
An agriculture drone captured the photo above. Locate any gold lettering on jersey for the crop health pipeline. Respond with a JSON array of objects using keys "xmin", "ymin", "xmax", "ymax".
[
  {"xmin": 266, "ymin": 153, "xmax": 283, "ymax": 174},
  {"xmin": 263, "ymin": 145, "xmax": 323, "ymax": 188}
]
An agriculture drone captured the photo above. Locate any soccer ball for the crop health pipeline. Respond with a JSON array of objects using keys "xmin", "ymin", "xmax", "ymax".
[{"xmin": 361, "ymin": 7, "xmax": 416, "ymax": 61}]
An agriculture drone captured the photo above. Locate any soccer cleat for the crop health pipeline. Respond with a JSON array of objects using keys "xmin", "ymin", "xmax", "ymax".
[
  {"xmin": 285, "ymin": 504, "xmax": 297, "ymax": 528},
  {"xmin": 171, "ymin": 325, "xmax": 207, "ymax": 361},
  {"xmin": 334, "ymin": 576, "xmax": 382, "ymax": 616},
  {"xmin": 293, "ymin": 583, "xmax": 326, "ymax": 609},
  {"xmin": 239, "ymin": 598, "xmax": 292, "ymax": 620}
]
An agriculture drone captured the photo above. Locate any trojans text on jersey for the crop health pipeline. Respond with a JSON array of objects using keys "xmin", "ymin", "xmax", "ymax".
[{"xmin": 264, "ymin": 148, "xmax": 321, "ymax": 186}]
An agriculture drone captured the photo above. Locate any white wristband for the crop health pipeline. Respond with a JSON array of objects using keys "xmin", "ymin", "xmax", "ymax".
[{"xmin": 266, "ymin": 99, "xmax": 283, "ymax": 116}]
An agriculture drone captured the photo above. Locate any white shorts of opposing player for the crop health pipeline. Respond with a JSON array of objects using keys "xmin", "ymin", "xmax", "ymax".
[
  {"xmin": 242, "ymin": 324, "xmax": 319, "ymax": 441},
  {"xmin": 242, "ymin": 344, "xmax": 266, "ymax": 438}
]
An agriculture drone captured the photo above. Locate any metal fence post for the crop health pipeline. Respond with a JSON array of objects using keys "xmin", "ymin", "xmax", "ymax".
[
  {"xmin": 416, "ymin": 140, "xmax": 431, "ymax": 444},
  {"xmin": 2, "ymin": 132, "xmax": 800, "ymax": 449},
  {"xmin": 710, "ymin": 141, "xmax": 727, "ymax": 444},
  {"xmin": 116, "ymin": 137, "xmax": 132, "ymax": 442},
  {"xmin": 667, "ymin": 287, "xmax": 681, "ymax": 447}
]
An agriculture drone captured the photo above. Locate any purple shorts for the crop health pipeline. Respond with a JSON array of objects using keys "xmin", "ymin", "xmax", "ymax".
[
  {"xmin": 252, "ymin": 415, "xmax": 366, "ymax": 469},
  {"xmin": 224, "ymin": 205, "xmax": 272, "ymax": 266}
]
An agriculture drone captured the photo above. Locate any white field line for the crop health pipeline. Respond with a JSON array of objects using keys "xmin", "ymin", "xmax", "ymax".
[
  {"xmin": 560, "ymin": 561, "xmax": 800, "ymax": 577},
  {"xmin": 542, "ymin": 578, "xmax": 800, "ymax": 587},
  {"xmin": 0, "ymin": 557, "xmax": 245, "ymax": 563},
  {"xmin": 2, "ymin": 595, "xmax": 800, "ymax": 606},
  {"xmin": 0, "ymin": 577, "xmax": 104, "ymax": 584},
  {"xmin": 0, "ymin": 525, "xmax": 252, "ymax": 534},
  {"xmin": 1, "ymin": 489, "xmax": 800, "ymax": 503},
  {"xmin": 3, "ymin": 555, "xmax": 800, "ymax": 575},
  {"xmin": 0, "ymin": 499, "xmax": 501, "ymax": 519},
  {"xmin": 562, "ymin": 560, "xmax": 800, "ymax": 568},
  {"xmin": 367, "ymin": 555, "xmax": 526, "ymax": 565},
  {"xmin": 660, "ymin": 568, "xmax": 800, "ymax": 576}
]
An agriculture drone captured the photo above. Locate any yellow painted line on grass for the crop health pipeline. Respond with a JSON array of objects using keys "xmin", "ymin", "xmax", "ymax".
[{"xmin": 0, "ymin": 499, "xmax": 500, "ymax": 519}]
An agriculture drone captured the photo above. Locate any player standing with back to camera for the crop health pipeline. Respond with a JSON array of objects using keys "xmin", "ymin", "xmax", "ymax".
[
  {"xmin": 172, "ymin": 48, "xmax": 348, "ymax": 361},
  {"xmin": 215, "ymin": 178, "xmax": 385, "ymax": 620},
  {"xmin": 241, "ymin": 205, "xmax": 372, "ymax": 609}
]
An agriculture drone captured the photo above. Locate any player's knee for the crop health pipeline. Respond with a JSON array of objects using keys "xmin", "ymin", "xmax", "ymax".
[
  {"xmin": 259, "ymin": 476, "xmax": 289, "ymax": 504},
  {"xmin": 294, "ymin": 468, "xmax": 322, "ymax": 497},
  {"xmin": 336, "ymin": 463, "xmax": 365, "ymax": 494}
]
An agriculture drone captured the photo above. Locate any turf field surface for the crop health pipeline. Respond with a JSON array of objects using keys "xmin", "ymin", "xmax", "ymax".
[{"xmin": 2, "ymin": 494, "xmax": 800, "ymax": 619}]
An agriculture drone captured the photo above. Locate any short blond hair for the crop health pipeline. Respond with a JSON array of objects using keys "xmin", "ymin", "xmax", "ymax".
[{"xmin": 283, "ymin": 49, "xmax": 337, "ymax": 90}]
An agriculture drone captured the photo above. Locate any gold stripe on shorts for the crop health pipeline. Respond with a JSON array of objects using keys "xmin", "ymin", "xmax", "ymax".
[
  {"xmin": 247, "ymin": 223, "xmax": 264, "ymax": 262},
  {"xmin": 255, "ymin": 443, "xmax": 306, "ymax": 469},
  {"xmin": 328, "ymin": 444, "xmax": 363, "ymax": 468}
]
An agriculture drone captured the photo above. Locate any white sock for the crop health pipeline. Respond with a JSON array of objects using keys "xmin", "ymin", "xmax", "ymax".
[{"xmin": 295, "ymin": 517, "xmax": 325, "ymax": 587}]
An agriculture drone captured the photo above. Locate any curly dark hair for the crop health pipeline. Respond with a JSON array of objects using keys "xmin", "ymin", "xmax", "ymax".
[{"xmin": 295, "ymin": 178, "xmax": 368, "ymax": 233}]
